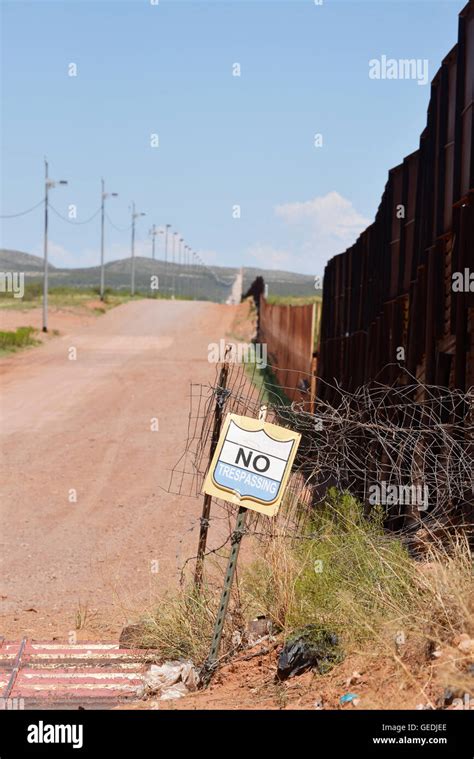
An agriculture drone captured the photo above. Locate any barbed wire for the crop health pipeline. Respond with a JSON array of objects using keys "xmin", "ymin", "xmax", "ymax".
[{"xmin": 169, "ymin": 361, "xmax": 474, "ymax": 544}]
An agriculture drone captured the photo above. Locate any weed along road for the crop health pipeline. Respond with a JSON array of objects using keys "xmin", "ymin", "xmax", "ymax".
[{"xmin": 0, "ymin": 299, "xmax": 238, "ymax": 641}]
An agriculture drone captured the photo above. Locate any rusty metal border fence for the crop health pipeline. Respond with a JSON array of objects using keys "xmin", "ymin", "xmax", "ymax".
[
  {"xmin": 259, "ymin": 298, "xmax": 321, "ymax": 402},
  {"xmin": 318, "ymin": 0, "xmax": 474, "ymax": 402}
]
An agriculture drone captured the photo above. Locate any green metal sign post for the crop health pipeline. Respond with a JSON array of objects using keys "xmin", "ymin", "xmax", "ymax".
[{"xmin": 199, "ymin": 504, "xmax": 247, "ymax": 687}]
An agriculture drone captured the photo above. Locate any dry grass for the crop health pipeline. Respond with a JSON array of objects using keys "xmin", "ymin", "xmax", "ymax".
[
  {"xmin": 131, "ymin": 585, "xmax": 243, "ymax": 663},
  {"xmin": 74, "ymin": 600, "xmax": 99, "ymax": 631},
  {"xmin": 241, "ymin": 491, "xmax": 473, "ymax": 700},
  {"xmin": 133, "ymin": 491, "xmax": 473, "ymax": 704}
]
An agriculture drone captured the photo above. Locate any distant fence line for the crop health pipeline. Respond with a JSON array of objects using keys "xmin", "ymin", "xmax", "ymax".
[{"xmin": 259, "ymin": 297, "xmax": 322, "ymax": 403}]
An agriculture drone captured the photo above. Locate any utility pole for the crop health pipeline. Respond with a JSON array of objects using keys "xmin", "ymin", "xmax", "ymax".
[
  {"xmin": 130, "ymin": 202, "xmax": 146, "ymax": 296},
  {"xmin": 43, "ymin": 160, "xmax": 49, "ymax": 333},
  {"xmin": 187, "ymin": 245, "xmax": 192, "ymax": 298},
  {"xmin": 164, "ymin": 223, "xmax": 171, "ymax": 296},
  {"xmin": 172, "ymin": 231, "xmax": 178, "ymax": 298},
  {"xmin": 197, "ymin": 253, "xmax": 204, "ymax": 301},
  {"xmin": 42, "ymin": 158, "xmax": 68, "ymax": 332},
  {"xmin": 100, "ymin": 179, "xmax": 118, "ymax": 301},
  {"xmin": 178, "ymin": 237, "xmax": 184, "ymax": 298},
  {"xmin": 192, "ymin": 250, "xmax": 197, "ymax": 300},
  {"xmin": 150, "ymin": 224, "xmax": 156, "ymax": 260},
  {"xmin": 194, "ymin": 252, "xmax": 199, "ymax": 300},
  {"xmin": 185, "ymin": 245, "xmax": 189, "ymax": 298}
]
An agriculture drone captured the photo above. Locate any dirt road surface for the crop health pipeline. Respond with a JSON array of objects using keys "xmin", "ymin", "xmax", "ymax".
[{"xmin": 0, "ymin": 300, "xmax": 237, "ymax": 641}]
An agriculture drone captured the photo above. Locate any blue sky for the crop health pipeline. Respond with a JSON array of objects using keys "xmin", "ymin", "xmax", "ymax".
[{"xmin": 0, "ymin": 0, "xmax": 466, "ymax": 276}]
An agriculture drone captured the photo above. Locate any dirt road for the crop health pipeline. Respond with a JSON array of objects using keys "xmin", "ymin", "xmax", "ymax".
[{"xmin": 0, "ymin": 300, "xmax": 237, "ymax": 641}]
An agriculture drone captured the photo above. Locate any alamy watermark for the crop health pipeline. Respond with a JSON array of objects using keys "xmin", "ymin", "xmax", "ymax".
[
  {"xmin": 0, "ymin": 271, "xmax": 24, "ymax": 299},
  {"xmin": 208, "ymin": 339, "xmax": 267, "ymax": 369},
  {"xmin": 452, "ymin": 268, "xmax": 474, "ymax": 292},
  {"xmin": 369, "ymin": 56, "xmax": 429, "ymax": 86},
  {"xmin": 369, "ymin": 481, "xmax": 429, "ymax": 510},
  {"xmin": 27, "ymin": 721, "xmax": 83, "ymax": 750}
]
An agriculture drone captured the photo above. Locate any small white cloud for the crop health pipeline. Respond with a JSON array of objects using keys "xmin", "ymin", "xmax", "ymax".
[
  {"xmin": 275, "ymin": 191, "xmax": 370, "ymax": 254},
  {"xmin": 243, "ymin": 193, "xmax": 370, "ymax": 275}
]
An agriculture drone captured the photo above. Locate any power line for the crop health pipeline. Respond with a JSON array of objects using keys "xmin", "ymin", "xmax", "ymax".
[
  {"xmin": 1, "ymin": 191, "xmax": 233, "ymax": 296},
  {"xmin": 0, "ymin": 199, "xmax": 44, "ymax": 218},
  {"xmin": 49, "ymin": 203, "xmax": 101, "ymax": 225},
  {"xmin": 105, "ymin": 210, "xmax": 132, "ymax": 232}
]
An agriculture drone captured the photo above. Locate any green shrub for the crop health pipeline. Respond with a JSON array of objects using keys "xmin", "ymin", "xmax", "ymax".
[
  {"xmin": 242, "ymin": 489, "xmax": 414, "ymax": 646},
  {"xmin": 0, "ymin": 326, "xmax": 38, "ymax": 350}
]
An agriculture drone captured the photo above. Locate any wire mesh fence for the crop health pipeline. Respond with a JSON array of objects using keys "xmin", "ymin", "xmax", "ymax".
[{"xmin": 169, "ymin": 360, "xmax": 474, "ymax": 558}]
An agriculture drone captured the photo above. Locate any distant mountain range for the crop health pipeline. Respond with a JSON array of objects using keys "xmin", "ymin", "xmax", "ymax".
[
  {"xmin": 0, "ymin": 249, "xmax": 319, "ymax": 300},
  {"xmin": 0, "ymin": 249, "xmax": 54, "ymax": 271}
]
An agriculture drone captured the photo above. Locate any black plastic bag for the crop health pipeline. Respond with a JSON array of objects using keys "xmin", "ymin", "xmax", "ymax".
[{"xmin": 277, "ymin": 625, "xmax": 342, "ymax": 680}]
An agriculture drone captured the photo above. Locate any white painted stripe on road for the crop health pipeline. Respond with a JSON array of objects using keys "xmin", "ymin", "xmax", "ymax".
[
  {"xmin": 30, "ymin": 644, "xmax": 120, "ymax": 650},
  {"xmin": 23, "ymin": 672, "xmax": 141, "ymax": 680}
]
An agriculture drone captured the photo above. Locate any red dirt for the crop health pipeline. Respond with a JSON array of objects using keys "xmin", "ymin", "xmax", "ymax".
[
  {"xmin": 3, "ymin": 299, "xmax": 471, "ymax": 712},
  {"xmin": 0, "ymin": 299, "xmax": 238, "ymax": 641},
  {"xmin": 127, "ymin": 638, "xmax": 472, "ymax": 711},
  {"xmin": 0, "ymin": 302, "xmax": 101, "ymax": 337}
]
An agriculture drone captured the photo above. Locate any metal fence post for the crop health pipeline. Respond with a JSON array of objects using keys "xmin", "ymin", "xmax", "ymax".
[
  {"xmin": 199, "ymin": 406, "xmax": 267, "ymax": 687},
  {"xmin": 199, "ymin": 505, "xmax": 247, "ymax": 687},
  {"xmin": 194, "ymin": 352, "xmax": 230, "ymax": 589}
]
